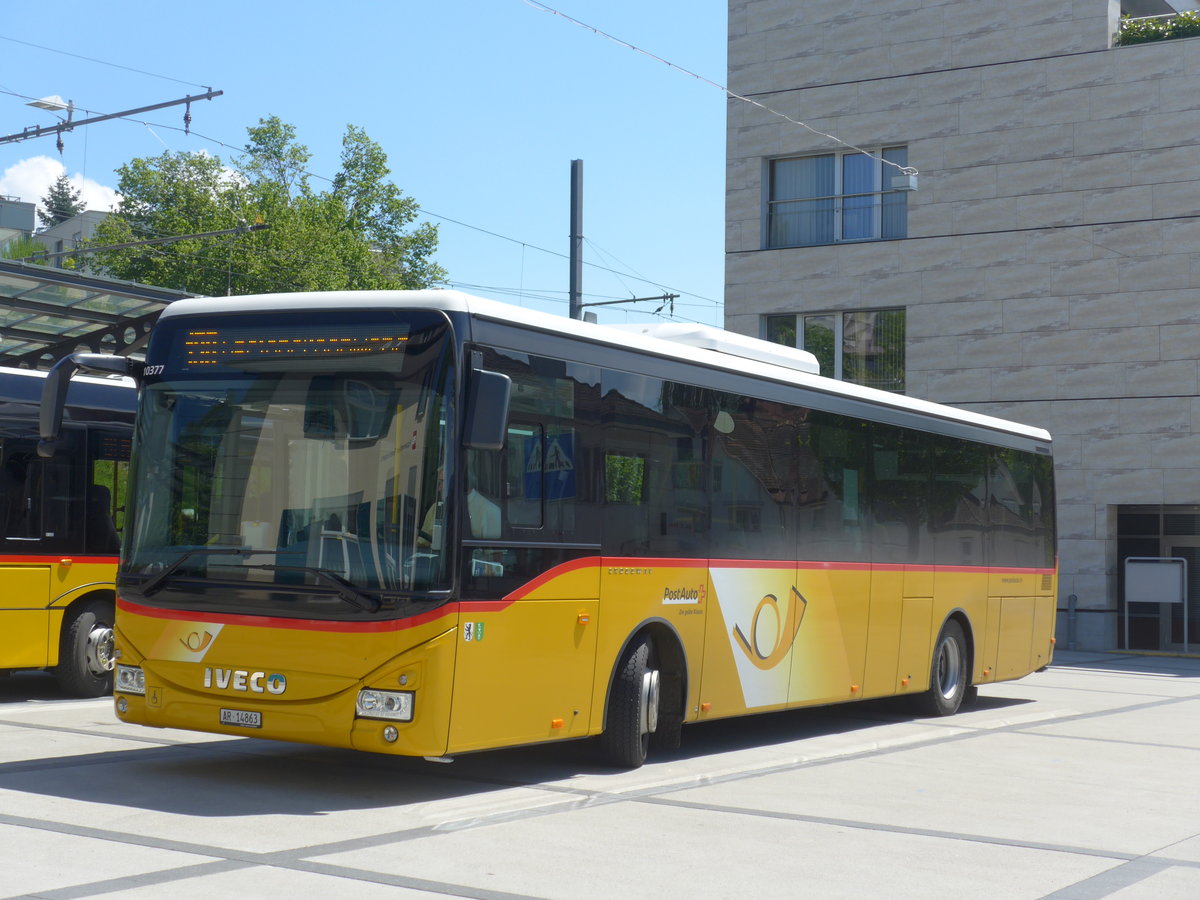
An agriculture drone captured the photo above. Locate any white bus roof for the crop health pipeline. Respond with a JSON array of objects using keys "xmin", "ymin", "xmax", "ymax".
[
  {"xmin": 157, "ymin": 291, "xmax": 1051, "ymax": 444},
  {"xmin": 0, "ymin": 365, "xmax": 136, "ymax": 391}
]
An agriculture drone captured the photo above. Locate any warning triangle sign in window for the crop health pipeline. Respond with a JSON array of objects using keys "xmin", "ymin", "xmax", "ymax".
[
  {"xmin": 545, "ymin": 437, "xmax": 574, "ymax": 472},
  {"xmin": 525, "ymin": 440, "xmax": 543, "ymax": 473}
]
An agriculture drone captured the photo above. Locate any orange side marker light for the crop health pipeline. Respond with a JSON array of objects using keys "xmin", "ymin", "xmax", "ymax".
[{"xmin": 550, "ymin": 718, "xmax": 565, "ymax": 729}]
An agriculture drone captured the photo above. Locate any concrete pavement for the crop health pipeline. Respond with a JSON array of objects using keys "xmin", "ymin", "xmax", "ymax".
[{"xmin": 1, "ymin": 650, "xmax": 1198, "ymax": 899}]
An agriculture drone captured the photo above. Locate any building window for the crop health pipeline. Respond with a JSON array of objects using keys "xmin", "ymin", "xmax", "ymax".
[
  {"xmin": 765, "ymin": 309, "xmax": 906, "ymax": 393},
  {"xmin": 767, "ymin": 147, "xmax": 908, "ymax": 248}
]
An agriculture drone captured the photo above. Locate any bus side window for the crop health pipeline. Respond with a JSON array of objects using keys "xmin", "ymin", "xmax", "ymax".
[
  {"xmin": 465, "ymin": 448, "xmax": 503, "ymax": 539},
  {"xmin": 0, "ymin": 437, "xmax": 39, "ymax": 540},
  {"xmin": 505, "ymin": 422, "xmax": 543, "ymax": 529},
  {"xmin": 88, "ymin": 429, "xmax": 131, "ymax": 554},
  {"xmin": 0, "ymin": 431, "xmax": 82, "ymax": 550}
]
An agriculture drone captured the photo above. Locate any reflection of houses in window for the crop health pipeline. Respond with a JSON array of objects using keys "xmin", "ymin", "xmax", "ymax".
[{"xmin": 765, "ymin": 309, "xmax": 905, "ymax": 393}]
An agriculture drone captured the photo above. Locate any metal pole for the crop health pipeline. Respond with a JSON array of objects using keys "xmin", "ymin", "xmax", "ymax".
[
  {"xmin": 569, "ymin": 159, "xmax": 583, "ymax": 320},
  {"xmin": 0, "ymin": 89, "xmax": 223, "ymax": 146}
]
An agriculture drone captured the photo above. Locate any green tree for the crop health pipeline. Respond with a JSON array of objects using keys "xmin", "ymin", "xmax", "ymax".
[
  {"xmin": 38, "ymin": 174, "xmax": 85, "ymax": 228},
  {"xmin": 90, "ymin": 117, "xmax": 445, "ymax": 296},
  {"xmin": 1, "ymin": 234, "xmax": 48, "ymax": 262}
]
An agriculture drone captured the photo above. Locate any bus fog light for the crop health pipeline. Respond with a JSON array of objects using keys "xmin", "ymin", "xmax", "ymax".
[
  {"xmin": 115, "ymin": 665, "xmax": 145, "ymax": 696},
  {"xmin": 356, "ymin": 689, "xmax": 414, "ymax": 721},
  {"xmin": 116, "ymin": 696, "xmax": 128, "ymax": 714},
  {"xmin": 383, "ymin": 725, "xmax": 399, "ymax": 743}
]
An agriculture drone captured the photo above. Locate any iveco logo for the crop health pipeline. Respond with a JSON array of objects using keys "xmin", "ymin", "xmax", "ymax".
[{"xmin": 203, "ymin": 667, "xmax": 287, "ymax": 694}]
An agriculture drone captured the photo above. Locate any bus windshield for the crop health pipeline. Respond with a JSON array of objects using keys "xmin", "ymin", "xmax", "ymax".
[{"xmin": 120, "ymin": 310, "xmax": 456, "ymax": 614}]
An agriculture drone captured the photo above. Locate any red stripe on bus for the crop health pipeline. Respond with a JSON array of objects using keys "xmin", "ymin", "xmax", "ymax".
[
  {"xmin": 117, "ymin": 596, "xmax": 459, "ymax": 634},
  {"xmin": 116, "ymin": 556, "xmax": 1055, "ymax": 633},
  {"xmin": 499, "ymin": 555, "xmax": 603, "ymax": 602}
]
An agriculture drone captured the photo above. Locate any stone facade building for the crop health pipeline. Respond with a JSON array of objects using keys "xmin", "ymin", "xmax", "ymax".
[{"xmin": 724, "ymin": 0, "xmax": 1200, "ymax": 650}]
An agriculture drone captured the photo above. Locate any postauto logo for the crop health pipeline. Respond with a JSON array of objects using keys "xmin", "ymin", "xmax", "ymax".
[{"xmin": 203, "ymin": 667, "xmax": 287, "ymax": 695}]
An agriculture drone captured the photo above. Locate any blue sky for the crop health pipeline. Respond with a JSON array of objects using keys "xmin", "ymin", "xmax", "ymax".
[{"xmin": 0, "ymin": 1, "xmax": 727, "ymax": 327}]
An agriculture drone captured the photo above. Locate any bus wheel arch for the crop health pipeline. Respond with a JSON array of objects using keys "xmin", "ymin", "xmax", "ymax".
[
  {"xmin": 914, "ymin": 612, "xmax": 972, "ymax": 718},
  {"xmin": 55, "ymin": 592, "xmax": 116, "ymax": 698},
  {"xmin": 600, "ymin": 622, "xmax": 687, "ymax": 768}
]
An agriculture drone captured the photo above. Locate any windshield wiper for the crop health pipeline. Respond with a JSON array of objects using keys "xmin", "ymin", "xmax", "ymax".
[
  {"xmin": 134, "ymin": 549, "xmax": 385, "ymax": 613},
  {"xmin": 242, "ymin": 563, "xmax": 383, "ymax": 613},
  {"xmin": 138, "ymin": 547, "xmax": 252, "ymax": 598}
]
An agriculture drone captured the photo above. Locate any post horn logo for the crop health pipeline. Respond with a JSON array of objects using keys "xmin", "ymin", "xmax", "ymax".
[
  {"xmin": 732, "ymin": 586, "xmax": 808, "ymax": 670},
  {"xmin": 180, "ymin": 630, "xmax": 215, "ymax": 653}
]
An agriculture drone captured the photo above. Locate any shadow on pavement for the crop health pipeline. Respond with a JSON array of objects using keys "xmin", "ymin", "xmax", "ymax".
[
  {"xmin": 0, "ymin": 686, "xmax": 1035, "ymax": 819},
  {"xmin": 0, "ymin": 670, "xmax": 82, "ymax": 704}
]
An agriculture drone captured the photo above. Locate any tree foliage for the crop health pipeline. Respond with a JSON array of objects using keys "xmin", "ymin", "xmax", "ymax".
[
  {"xmin": 39, "ymin": 174, "xmax": 85, "ymax": 228},
  {"xmin": 90, "ymin": 117, "xmax": 445, "ymax": 296},
  {"xmin": 1115, "ymin": 11, "xmax": 1200, "ymax": 45},
  {"xmin": 0, "ymin": 234, "xmax": 45, "ymax": 262}
]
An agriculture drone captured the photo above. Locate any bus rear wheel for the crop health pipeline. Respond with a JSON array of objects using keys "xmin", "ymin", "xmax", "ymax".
[
  {"xmin": 914, "ymin": 620, "xmax": 968, "ymax": 717},
  {"xmin": 600, "ymin": 635, "xmax": 659, "ymax": 768},
  {"xmin": 56, "ymin": 599, "xmax": 115, "ymax": 698}
]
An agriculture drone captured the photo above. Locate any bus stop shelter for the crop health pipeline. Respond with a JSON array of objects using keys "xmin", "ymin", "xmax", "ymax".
[{"xmin": 0, "ymin": 259, "xmax": 194, "ymax": 369}]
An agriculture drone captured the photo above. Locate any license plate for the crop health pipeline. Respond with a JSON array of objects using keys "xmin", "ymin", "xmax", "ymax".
[{"xmin": 219, "ymin": 708, "xmax": 261, "ymax": 729}]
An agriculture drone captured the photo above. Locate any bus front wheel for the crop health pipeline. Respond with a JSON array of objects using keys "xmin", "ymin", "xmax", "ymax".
[
  {"xmin": 914, "ymin": 619, "xmax": 968, "ymax": 718},
  {"xmin": 600, "ymin": 635, "xmax": 659, "ymax": 768},
  {"xmin": 56, "ymin": 599, "xmax": 115, "ymax": 698}
]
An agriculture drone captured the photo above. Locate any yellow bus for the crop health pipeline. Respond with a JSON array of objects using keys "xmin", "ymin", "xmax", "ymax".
[
  {"xmin": 41, "ymin": 292, "xmax": 1056, "ymax": 766},
  {"xmin": 1, "ymin": 365, "xmax": 133, "ymax": 696}
]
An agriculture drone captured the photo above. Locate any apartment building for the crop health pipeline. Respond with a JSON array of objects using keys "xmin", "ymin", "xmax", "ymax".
[{"xmin": 725, "ymin": 0, "xmax": 1200, "ymax": 650}]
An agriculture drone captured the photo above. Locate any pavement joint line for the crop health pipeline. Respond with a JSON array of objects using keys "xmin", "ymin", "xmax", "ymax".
[
  {"xmin": 2, "ymin": 859, "xmax": 252, "ymax": 900},
  {"xmin": 0, "ymin": 810, "xmax": 549, "ymax": 900},
  {"xmin": 1051, "ymin": 667, "xmax": 1200, "ymax": 680},
  {"xmin": 1004, "ymin": 728, "xmax": 1200, "ymax": 754},
  {"xmin": 1038, "ymin": 856, "xmax": 1184, "ymax": 899},
  {"xmin": 997, "ymin": 684, "xmax": 1197, "ymax": 697},
  {"xmin": 0, "ymin": 716, "xmax": 202, "ymax": 746},
  {"xmin": 634, "ymin": 794, "xmax": 1177, "ymax": 865}
]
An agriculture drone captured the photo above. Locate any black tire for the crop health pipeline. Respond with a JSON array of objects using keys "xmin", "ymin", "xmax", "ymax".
[
  {"xmin": 913, "ymin": 619, "xmax": 968, "ymax": 717},
  {"xmin": 55, "ymin": 599, "xmax": 115, "ymax": 698},
  {"xmin": 600, "ymin": 635, "xmax": 659, "ymax": 768}
]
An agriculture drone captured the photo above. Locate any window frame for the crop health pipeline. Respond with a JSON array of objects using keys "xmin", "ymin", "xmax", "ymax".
[
  {"xmin": 766, "ymin": 146, "xmax": 908, "ymax": 249},
  {"xmin": 764, "ymin": 308, "xmax": 906, "ymax": 393}
]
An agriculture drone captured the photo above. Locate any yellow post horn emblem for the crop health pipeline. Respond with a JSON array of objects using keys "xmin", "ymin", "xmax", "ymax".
[{"xmin": 732, "ymin": 586, "xmax": 808, "ymax": 670}]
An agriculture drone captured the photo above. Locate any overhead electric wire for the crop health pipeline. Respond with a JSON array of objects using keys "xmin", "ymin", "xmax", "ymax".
[
  {"xmin": 62, "ymin": 115, "xmax": 719, "ymax": 309},
  {"xmin": 525, "ymin": 1, "xmax": 917, "ymax": 178},
  {"xmin": 0, "ymin": 35, "xmax": 209, "ymax": 89},
  {"xmin": 1, "ymin": 34, "xmax": 718, "ymax": 318}
]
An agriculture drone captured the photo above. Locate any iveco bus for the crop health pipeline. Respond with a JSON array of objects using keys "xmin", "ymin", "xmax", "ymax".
[{"xmin": 41, "ymin": 291, "xmax": 1056, "ymax": 766}]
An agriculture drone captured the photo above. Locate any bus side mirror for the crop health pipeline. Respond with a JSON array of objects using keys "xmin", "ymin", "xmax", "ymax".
[
  {"xmin": 39, "ymin": 352, "xmax": 140, "ymax": 458},
  {"xmin": 464, "ymin": 369, "xmax": 511, "ymax": 451}
]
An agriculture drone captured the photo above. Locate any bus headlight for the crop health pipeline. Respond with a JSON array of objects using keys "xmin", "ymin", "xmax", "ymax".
[
  {"xmin": 355, "ymin": 689, "xmax": 414, "ymax": 721},
  {"xmin": 115, "ymin": 664, "xmax": 145, "ymax": 695}
]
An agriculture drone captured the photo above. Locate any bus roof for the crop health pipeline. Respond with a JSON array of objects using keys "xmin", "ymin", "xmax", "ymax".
[
  {"xmin": 155, "ymin": 291, "xmax": 1052, "ymax": 445},
  {"xmin": 0, "ymin": 365, "xmax": 136, "ymax": 406}
]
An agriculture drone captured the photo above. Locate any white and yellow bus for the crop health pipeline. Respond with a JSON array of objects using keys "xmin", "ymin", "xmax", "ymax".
[
  {"xmin": 1, "ymin": 366, "xmax": 133, "ymax": 696},
  {"xmin": 41, "ymin": 292, "xmax": 1056, "ymax": 766}
]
